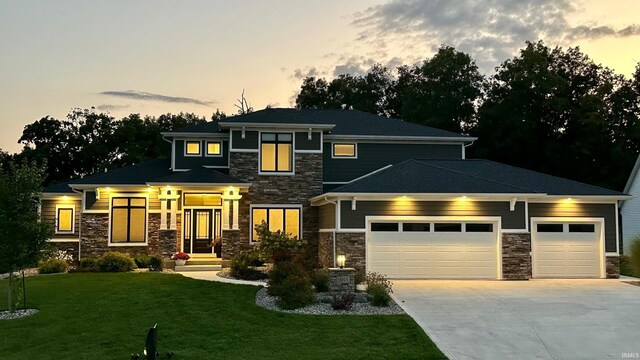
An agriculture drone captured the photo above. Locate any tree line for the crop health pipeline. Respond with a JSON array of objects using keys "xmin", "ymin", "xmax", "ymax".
[
  {"xmin": 1, "ymin": 41, "xmax": 639, "ymax": 191},
  {"xmin": 297, "ymin": 41, "xmax": 640, "ymax": 191}
]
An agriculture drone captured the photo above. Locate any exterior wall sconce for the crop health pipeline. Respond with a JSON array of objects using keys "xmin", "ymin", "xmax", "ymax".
[{"xmin": 337, "ymin": 254, "xmax": 346, "ymax": 269}]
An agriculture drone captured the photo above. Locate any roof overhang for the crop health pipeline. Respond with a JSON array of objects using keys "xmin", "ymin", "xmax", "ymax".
[
  {"xmin": 41, "ymin": 192, "xmax": 81, "ymax": 198},
  {"xmin": 145, "ymin": 182, "xmax": 251, "ymax": 190},
  {"xmin": 323, "ymin": 134, "xmax": 477, "ymax": 143},
  {"xmin": 218, "ymin": 122, "xmax": 335, "ymax": 130},
  {"xmin": 311, "ymin": 192, "xmax": 630, "ymax": 206},
  {"xmin": 161, "ymin": 132, "xmax": 229, "ymax": 138}
]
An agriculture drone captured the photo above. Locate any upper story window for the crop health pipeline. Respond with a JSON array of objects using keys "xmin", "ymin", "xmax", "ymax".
[
  {"xmin": 206, "ymin": 141, "xmax": 222, "ymax": 156},
  {"xmin": 332, "ymin": 143, "xmax": 357, "ymax": 158},
  {"xmin": 260, "ymin": 133, "xmax": 292, "ymax": 173},
  {"xmin": 185, "ymin": 141, "xmax": 201, "ymax": 156},
  {"xmin": 55, "ymin": 205, "xmax": 75, "ymax": 234}
]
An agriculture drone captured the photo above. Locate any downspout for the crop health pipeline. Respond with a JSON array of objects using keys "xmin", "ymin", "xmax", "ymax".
[
  {"xmin": 324, "ymin": 197, "xmax": 338, "ymax": 267},
  {"xmin": 463, "ymin": 140, "xmax": 475, "ymax": 160},
  {"xmin": 72, "ymin": 188, "xmax": 83, "ymax": 260}
]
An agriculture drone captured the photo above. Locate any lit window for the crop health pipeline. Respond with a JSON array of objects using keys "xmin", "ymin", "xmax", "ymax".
[
  {"xmin": 111, "ymin": 197, "xmax": 146, "ymax": 243},
  {"xmin": 56, "ymin": 206, "xmax": 74, "ymax": 234},
  {"xmin": 251, "ymin": 207, "xmax": 301, "ymax": 241},
  {"xmin": 332, "ymin": 143, "xmax": 356, "ymax": 158},
  {"xmin": 185, "ymin": 141, "xmax": 201, "ymax": 156},
  {"xmin": 206, "ymin": 141, "xmax": 222, "ymax": 156},
  {"xmin": 183, "ymin": 193, "xmax": 222, "ymax": 206},
  {"xmin": 260, "ymin": 133, "xmax": 292, "ymax": 172}
]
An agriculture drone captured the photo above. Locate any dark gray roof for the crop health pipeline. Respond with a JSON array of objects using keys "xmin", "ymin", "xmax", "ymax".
[
  {"xmin": 45, "ymin": 159, "xmax": 244, "ymax": 190},
  {"xmin": 329, "ymin": 159, "xmax": 625, "ymax": 196},
  {"xmin": 149, "ymin": 167, "xmax": 247, "ymax": 185},
  {"xmin": 170, "ymin": 108, "xmax": 471, "ymax": 139},
  {"xmin": 42, "ymin": 181, "xmax": 77, "ymax": 194}
]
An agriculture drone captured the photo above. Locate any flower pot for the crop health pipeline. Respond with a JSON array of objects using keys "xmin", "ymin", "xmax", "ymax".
[{"xmin": 175, "ymin": 259, "xmax": 187, "ymax": 266}]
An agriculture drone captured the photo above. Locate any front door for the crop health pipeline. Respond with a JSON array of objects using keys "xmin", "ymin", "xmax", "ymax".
[{"xmin": 183, "ymin": 209, "xmax": 222, "ymax": 255}]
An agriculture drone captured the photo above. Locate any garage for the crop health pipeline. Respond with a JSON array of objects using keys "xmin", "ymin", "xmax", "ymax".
[
  {"xmin": 531, "ymin": 218, "xmax": 604, "ymax": 278},
  {"xmin": 366, "ymin": 217, "xmax": 500, "ymax": 279}
]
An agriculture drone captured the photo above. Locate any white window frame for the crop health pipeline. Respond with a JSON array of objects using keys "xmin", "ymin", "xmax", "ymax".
[
  {"xmin": 258, "ymin": 132, "xmax": 295, "ymax": 175},
  {"xmin": 249, "ymin": 204, "xmax": 303, "ymax": 242},
  {"xmin": 108, "ymin": 193, "xmax": 149, "ymax": 247},
  {"xmin": 205, "ymin": 141, "xmax": 223, "ymax": 157},
  {"xmin": 184, "ymin": 140, "xmax": 202, "ymax": 157},
  {"xmin": 331, "ymin": 142, "xmax": 357, "ymax": 159},
  {"xmin": 55, "ymin": 204, "xmax": 75, "ymax": 234}
]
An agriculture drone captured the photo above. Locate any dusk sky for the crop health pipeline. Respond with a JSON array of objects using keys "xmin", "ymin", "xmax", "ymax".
[{"xmin": 1, "ymin": 0, "xmax": 639, "ymax": 153}]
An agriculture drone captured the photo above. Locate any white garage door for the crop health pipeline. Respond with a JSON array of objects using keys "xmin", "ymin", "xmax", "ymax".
[
  {"xmin": 367, "ymin": 219, "xmax": 499, "ymax": 279},
  {"xmin": 532, "ymin": 220, "xmax": 603, "ymax": 278}
]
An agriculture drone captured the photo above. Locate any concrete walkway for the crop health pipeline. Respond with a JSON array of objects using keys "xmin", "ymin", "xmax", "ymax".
[
  {"xmin": 392, "ymin": 279, "xmax": 640, "ymax": 360},
  {"xmin": 177, "ymin": 271, "xmax": 266, "ymax": 286}
]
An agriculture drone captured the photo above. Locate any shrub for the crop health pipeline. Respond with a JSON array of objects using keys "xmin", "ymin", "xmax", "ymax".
[
  {"xmin": 149, "ymin": 255, "xmax": 164, "ymax": 272},
  {"xmin": 247, "ymin": 252, "xmax": 265, "ymax": 267},
  {"xmin": 134, "ymin": 254, "xmax": 153, "ymax": 268},
  {"xmin": 268, "ymin": 260, "xmax": 306, "ymax": 296},
  {"xmin": 369, "ymin": 284, "xmax": 392, "ymax": 307},
  {"xmin": 311, "ymin": 268, "xmax": 329, "ymax": 292},
  {"xmin": 97, "ymin": 252, "xmax": 136, "ymax": 272},
  {"xmin": 78, "ymin": 258, "xmax": 99, "ymax": 272},
  {"xmin": 354, "ymin": 270, "xmax": 366, "ymax": 286},
  {"xmin": 365, "ymin": 272, "xmax": 393, "ymax": 307},
  {"xmin": 275, "ymin": 272, "xmax": 316, "ymax": 310},
  {"xmin": 629, "ymin": 236, "xmax": 640, "ymax": 277},
  {"xmin": 331, "ymin": 293, "xmax": 356, "ymax": 310},
  {"xmin": 254, "ymin": 221, "xmax": 300, "ymax": 263},
  {"xmin": 230, "ymin": 252, "xmax": 267, "ymax": 280},
  {"xmin": 38, "ymin": 258, "xmax": 68, "ymax": 274},
  {"xmin": 620, "ymin": 255, "xmax": 633, "ymax": 277}
]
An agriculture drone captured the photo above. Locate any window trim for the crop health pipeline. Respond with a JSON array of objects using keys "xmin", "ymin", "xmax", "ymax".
[
  {"xmin": 108, "ymin": 194, "xmax": 149, "ymax": 246},
  {"xmin": 331, "ymin": 142, "xmax": 357, "ymax": 159},
  {"xmin": 258, "ymin": 132, "xmax": 294, "ymax": 175},
  {"xmin": 205, "ymin": 141, "xmax": 223, "ymax": 157},
  {"xmin": 249, "ymin": 204, "xmax": 302, "ymax": 242},
  {"xmin": 55, "ymin": 204, "xmax": 75, "ymax": 234},
  {"xmin": 184, "ymin": 140, "xmax": 202, "ymax": 157}
]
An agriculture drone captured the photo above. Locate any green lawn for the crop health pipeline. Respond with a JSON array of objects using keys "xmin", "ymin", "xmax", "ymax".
[{"xmin": 0, "ymin": 273, "xmax": 444, "ymax": 359}]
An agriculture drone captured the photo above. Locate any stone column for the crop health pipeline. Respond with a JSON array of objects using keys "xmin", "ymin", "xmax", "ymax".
[
  {"xmin": 501, "ymin": 232, "xmax": 532, "ymax": 280},
  {"xmin": 328, "ymin": 268, "xmax": 356, "ymax": 294},
  {"xmin": 606, "ymin": 256, "xmax": 620, "ymax": 279}
]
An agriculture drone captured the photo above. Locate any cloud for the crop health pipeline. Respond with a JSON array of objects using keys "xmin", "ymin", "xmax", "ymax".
[
  {"xmin": 291, "ymin": 67, "xmax": 326, "ymax": 80},
  {"xmin": 95, "ymin": 104, "xmax": 130, "ymax": 111},
  {"xmin": 100, "ymin": 90, "xmax": 215, "ymax": 106},
  {"xmin": 351, "ymin": 0, "xmax": 640, "ymax": 71}
]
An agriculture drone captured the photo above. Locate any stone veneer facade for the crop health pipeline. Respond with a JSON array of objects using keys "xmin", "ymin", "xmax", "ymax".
[
  {"xmin": 318, "ymin": 232, "xmax": 333, "ymax": 268},
  {"xmin": 48, "ymin": 241, "xmax": 80, "ymax": 261},
  {"xmin": 227, "ymin": 152, "xmax": 323, "ymax": 262},
  {"xmin": 501, "ymin": 232, "xmax": 532, "ymax": 280},
  {"xmin": 80, "ymin": 213, "xmax": 180, "ymax": 258},
  {"xmin": 605, "ymin": 256, "xmax": 620, "ymax": 279}
]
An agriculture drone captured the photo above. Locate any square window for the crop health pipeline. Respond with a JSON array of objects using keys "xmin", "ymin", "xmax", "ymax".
[
  {"xmin": 206, "ymin": 141, "xmax": 221, "ymax": 156},
  {"xmin": 185, "ymin": 141, "xmax": 201, "ymax": 156},
  {"xmin": 333, "ymin": 143, "xmax": 356, "ymax": 158}
]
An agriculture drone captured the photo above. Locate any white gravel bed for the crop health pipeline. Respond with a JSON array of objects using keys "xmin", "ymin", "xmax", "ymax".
[
  {"xmin": 0, "ymin": 309, "xmax": 39, "ymax": 320},
  {"xmin": 255, "ymin": 287, "xmax": 405, "ymax": 315},
  {"xmin": 0, "ymin": 268, "xmax": 38, "ymax": 280}
]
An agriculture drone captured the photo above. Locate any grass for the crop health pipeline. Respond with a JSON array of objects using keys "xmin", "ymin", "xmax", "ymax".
[{"xmin": 0, "ymin": 273, "xmax": 444, "ymax": 359}]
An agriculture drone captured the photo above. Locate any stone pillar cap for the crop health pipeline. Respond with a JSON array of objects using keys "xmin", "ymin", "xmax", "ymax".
[{"xmin": 328, "ymin": 267, "xmax": 356, "ymax": 271}]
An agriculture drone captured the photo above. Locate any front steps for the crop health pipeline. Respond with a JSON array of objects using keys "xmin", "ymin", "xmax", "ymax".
[{"xmin": 175, "ymin": 257, "xmax": 223, "ymax": 272}]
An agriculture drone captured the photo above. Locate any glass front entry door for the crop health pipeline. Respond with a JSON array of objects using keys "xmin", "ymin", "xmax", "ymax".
[{"xmin": 183, "ymin": 208, "xmax": 222, "ymax": 254}]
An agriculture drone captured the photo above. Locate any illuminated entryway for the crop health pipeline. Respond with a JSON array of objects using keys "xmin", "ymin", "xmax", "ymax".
[
  {"xmin": 366, "ymin": 217, "xmax": 500, "ymax": 279},
  {"xmin": 182, "ymin": 193, "xmax": 223, "ymax": 256},
  {"xmin": 531, "ymin": 218, "xmax": 604, "ymax": 278}
]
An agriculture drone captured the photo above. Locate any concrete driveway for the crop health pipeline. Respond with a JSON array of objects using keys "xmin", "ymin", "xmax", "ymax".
[{"xmin": 392, "ymin": 279, "xmax": 640, "ymax": 360}]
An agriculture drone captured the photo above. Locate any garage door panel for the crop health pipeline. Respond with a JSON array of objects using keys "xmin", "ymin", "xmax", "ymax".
[{"xmin": 532, "ymin": 221, "xmax": 601, "ymax": 278}]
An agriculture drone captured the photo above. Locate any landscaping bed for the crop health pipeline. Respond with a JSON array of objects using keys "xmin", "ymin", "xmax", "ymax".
[{"xmin": 255, "ymin": 287, "xmax": 404, "ymax": 315}]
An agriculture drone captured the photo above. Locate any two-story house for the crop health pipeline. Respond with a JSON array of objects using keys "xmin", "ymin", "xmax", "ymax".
[{"xmin": 41, "ymin": 108, "xmax": 628, "ymax": 279}]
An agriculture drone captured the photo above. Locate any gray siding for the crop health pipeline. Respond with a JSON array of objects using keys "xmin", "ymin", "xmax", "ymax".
[
  {"xmin": 174, "ymin": 139, "xmax": 229, "ymax": 170},
  {"xmin": 231, "ymin": 130, "xmax": 259, "ymax": 150},
  {"xmin": 324, "ymin": 142, "xmax": 462, "ymax": 182},
  {"xmin": 528, "ymin": 203, "xmax": 618, "ymax": 253},
  {"xmin": 295, "ymin": 131, "xmax": 322, "ymax": 151},
  {"xmin": 340, "ymin": 200, "xmax": 526, "ymax": 229},
  {"xmin": 319, "ymin": 203, "xmax": 336, "ymax": 229},
  {"xmin": 41, "ymin": 198, "xmax": 82, "ymax": 239}
]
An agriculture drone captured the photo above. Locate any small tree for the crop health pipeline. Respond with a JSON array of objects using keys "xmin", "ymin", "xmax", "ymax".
[
  {"xmin": 0, "ymin": 161, "xmax": 52, "ymax": 311},
  {"xmin": 254, "ymin": 221, "xmax": 300, "ymax": 263}
]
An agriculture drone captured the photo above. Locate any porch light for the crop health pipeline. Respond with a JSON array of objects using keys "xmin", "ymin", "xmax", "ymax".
[{"xmin": 337, "ymin": 254, "xmax": 346, "ymax": 269}]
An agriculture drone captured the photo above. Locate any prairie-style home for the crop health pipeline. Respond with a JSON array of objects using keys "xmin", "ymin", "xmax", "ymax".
[{"xmin": 42, "ymin": 108, "xmax": 628, "ymax": 279}]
